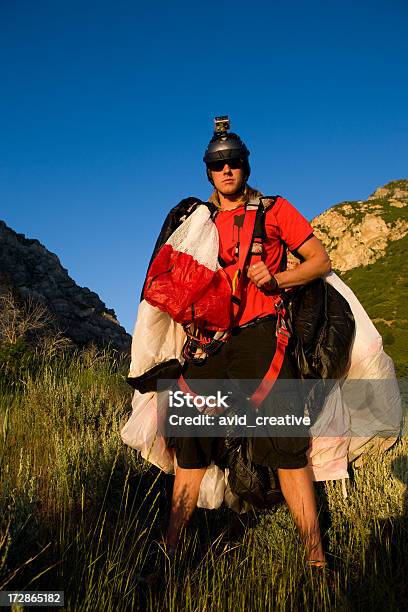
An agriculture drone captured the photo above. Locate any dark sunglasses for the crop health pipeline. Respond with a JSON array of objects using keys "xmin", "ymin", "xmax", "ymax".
[{"xmin": 207, "ymin": 159, "xmax": 243, "ymax": 172}]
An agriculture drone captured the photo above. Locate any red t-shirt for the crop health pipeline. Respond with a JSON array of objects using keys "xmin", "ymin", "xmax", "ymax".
[{"xmin": 214, "ymin": 196, "xmax": 314, "ymax": 326}]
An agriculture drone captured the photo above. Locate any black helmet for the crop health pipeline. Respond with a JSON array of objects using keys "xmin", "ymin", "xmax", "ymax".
[{"xmin": 203, "ymin": 116, "xmax": 251, "ymax": 185}]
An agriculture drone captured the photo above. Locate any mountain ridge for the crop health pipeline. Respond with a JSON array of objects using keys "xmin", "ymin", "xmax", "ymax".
[{"xmin": 0, "ymin": 219, "xmax": 131, "ymax": 352}]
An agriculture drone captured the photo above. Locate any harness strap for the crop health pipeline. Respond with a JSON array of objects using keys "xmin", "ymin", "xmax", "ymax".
[
  {"xmin": 178, "ymin": 373, "xmax": 196, "ymax": 397},
  {"xmin": 230, "ymin": 199, "xmax": 262, "ymax": 319},
  {"xmin": 250, "ymin": 299, "xmax": 289, "ymax": 408},
  {"xmin": 230, "ymin": 197, "xmax": 282, "ymax": 318}
]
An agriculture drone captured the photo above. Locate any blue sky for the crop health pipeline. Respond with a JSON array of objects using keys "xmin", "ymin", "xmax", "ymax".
[{"xmin": 1, "ymin": 0, "xmax": 407, "ymax": 333}]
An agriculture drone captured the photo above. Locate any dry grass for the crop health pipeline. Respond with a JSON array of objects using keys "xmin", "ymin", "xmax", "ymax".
[{"xmin": 0, "ymin": 349, "xmax": 407, "ymax": 611}]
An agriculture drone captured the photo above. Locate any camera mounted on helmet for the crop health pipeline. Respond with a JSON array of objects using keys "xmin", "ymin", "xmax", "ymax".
[
  {"xmin": 203, "ymin": 115, "xmax": 251, "ymax": 185},
  {"xmin": 214, "ymin": 115, "xmax": 230, "ymax": 136}
]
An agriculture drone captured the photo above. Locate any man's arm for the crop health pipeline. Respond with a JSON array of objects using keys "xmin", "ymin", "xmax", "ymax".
[{"xmin": 247, "ymin": 236, "xmax": 331, "ymax": 290}]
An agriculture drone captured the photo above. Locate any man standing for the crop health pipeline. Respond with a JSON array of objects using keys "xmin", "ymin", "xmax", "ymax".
[{"xmin": 163, "ymin": 117, "xmax": 331, "ymax": 567}]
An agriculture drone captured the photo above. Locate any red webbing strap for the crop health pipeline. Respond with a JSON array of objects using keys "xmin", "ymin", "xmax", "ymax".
[
  {"xmin": 231, "ymin": 202, "xmax": 260, "ymax": 319},
  {"xmin": 178, "ymin": 374, "xmax": 209, "ymax": 414},
  {"xmin": 178, "ymin": 373, "xmax": 198, "ymax": 398},
  {"xmin": 237, "ymin": 206, "xmax": 258, "ymax": 273},
  {"xmin": 250, "ymin": 344, "xmax": 286, "ymax": 407},
  {"xmin": 250, "ymin": 300, "xmax": 290, "ymax": 408}
]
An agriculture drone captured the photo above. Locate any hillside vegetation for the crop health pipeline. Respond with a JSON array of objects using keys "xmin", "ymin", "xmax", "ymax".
[
  {"xmin": 341, "ymin": 232, "xmax": 408, "ymax": 377},
  {"xmin": 0, "ymin": 279, "xmax": 407, "ymax": 611},
  {"xmin": 0, "ymin": 347, "xmax": 407, "ymax": 611},
  {"xmin": 312, "ymin": 178, "xmax": 408, "ymax": 377}
]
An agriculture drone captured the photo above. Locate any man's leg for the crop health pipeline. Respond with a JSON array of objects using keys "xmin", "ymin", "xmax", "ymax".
[
  {"xmin": 166, "ymin": 466, "xmax": 207, "ymax": 552},
  {"xmin": 165, "ymin": 340, "xmax": 227, "ymax": 553},
  {"xmin": 277, "ymin": 466, "xmax": 325, "ymax": 562}
]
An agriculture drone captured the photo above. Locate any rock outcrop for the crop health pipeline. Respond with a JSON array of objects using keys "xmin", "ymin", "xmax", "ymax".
[
  {"xmin": 0, "ymin": 220, "xmax": 131, "ymax": 352},
  {"xmin": 311, "ymin": 179, "xmax": 408, "ymax": 272}
]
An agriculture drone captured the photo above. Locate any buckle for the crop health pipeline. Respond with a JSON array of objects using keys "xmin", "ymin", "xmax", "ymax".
[
  {"xmin": 274, "ymin": 298, "xmax": 285, "ymax": 313},
  {"xmin": 275, "ymin": 302, "xmax": 290, "ymax": 346},
  {"xmin": 276, "ymin": 325, "xmax": 290, "ymax": 346}
]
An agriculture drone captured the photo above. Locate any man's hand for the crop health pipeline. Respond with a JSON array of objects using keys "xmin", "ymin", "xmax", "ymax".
[
  {"xmin": 247, "ymin": 261, "xmax": 274, "ymax": 289},
  {"xmin": 246, "ymin": 236, "xmax": 331, "ymax": 291}
]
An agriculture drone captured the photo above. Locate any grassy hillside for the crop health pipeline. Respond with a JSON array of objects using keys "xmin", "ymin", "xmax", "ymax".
[
  {"xmin": 0, "ymin": 349, "xmax": 407, "ymax": 610},
  {"xmin": 340, "ymin": 233, "xmax": 408, "ymax": 377}
]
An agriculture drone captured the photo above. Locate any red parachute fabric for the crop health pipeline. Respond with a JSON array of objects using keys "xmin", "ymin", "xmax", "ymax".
[{"xmin": 143, "ymin": 244, "xmax": 232, "ymax": 330}]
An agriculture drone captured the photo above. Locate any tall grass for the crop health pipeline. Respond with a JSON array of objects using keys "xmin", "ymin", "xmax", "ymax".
[{"xmin": 0, "ymin": 348, "xmax": 407, "ymax": 611}]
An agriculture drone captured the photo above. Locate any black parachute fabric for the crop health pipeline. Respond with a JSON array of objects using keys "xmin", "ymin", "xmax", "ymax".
[
  {"xmin": 220, "ymin": 435, "xmax": 284, "ymax": 510},
  {"xmin": 283, "ymin": 278, "xmax": 355, "ymax": 423},
  {"xmin": 284, "ymin": 278, "xmax": 355, "ymax": 380}
]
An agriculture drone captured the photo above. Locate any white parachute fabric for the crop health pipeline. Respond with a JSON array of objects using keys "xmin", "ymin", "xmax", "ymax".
[
  {"xmin": 197, "ymin": 464, "xmax": 225, "ymax": 509},
  {"xmin": 128, "ymin": 300, "xmax": 186, "ymax": 380},
  {"xmin": 165, "ymin": 204, "xmax": 222, "ymax": 272},
  {"xmin": 307, "ymin": 272, "xmax": 401, "ymax": 481},
  {"xmin": 121, "ymin": 390, "xmax": 174, "ymax": 473},
  {"xmin": 345, "ymin": 349, "xmax": 402, "ymax": 466},
  {"xmin": 128, "ymin": 206, "xmax": 221, "ymax": 381},
  {"xmin": 307, "ymin": 382, "xmax": 350, "ymax": 481},
  {"xmin": 121, "ymin": 389, "xmax": 226, "ymax": 508}
]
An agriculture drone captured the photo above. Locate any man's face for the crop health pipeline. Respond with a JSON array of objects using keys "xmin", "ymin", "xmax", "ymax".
[{"xmin": 209, "ymin": 160, "xmax": 245, "ymax": 195}]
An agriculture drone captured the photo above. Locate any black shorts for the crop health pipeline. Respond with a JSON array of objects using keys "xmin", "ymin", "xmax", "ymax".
[{"xmin": 167, "ymin": 317, "xmax": 309, "ymax": 470}]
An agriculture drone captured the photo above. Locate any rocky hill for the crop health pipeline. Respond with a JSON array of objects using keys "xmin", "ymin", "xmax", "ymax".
[
  {"xmin": 311, "ymin": 179, "xmax": 408, "ymax": 271},
  {"xmin": 0, "ymin": 220, "xmax": 131, "ymax": 352},
  {"xmin": 311, "ymin": 179, "xmax": 408, "ymax": 376}
]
